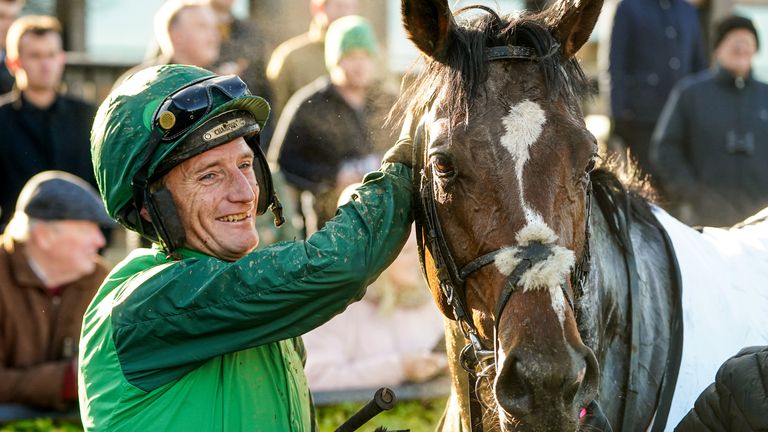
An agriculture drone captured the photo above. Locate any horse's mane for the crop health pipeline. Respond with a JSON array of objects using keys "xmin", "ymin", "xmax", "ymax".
[
  {"xmin": 591, "ymin": 168, "xmax": 662, "ymax": 252},
  {"xmin": 391, "ymin": 5, "xmax": 592, "ymax": 125}
]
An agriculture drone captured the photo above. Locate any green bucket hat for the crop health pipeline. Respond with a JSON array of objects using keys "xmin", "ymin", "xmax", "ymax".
[
  {"xmin": 324, "ymin": 15, "xmax": 378, "ymax": 70},
  {"xmin": 91, "ymin": 64, "xmax": 271, "ymax": 239}
]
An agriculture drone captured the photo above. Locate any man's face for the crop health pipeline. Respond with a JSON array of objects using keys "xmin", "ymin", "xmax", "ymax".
[
  {"xmin": 13, "ymin": 32, "xmax": 65, "ymax": 91},
  {"xmin": 0, "ymin": 1, "xmax": 22, "ymax": 51},
  {"xmin": 716, "ymin": 28, "xmax": 758, "ymax": 78},
  {"xmin": 331, "ymin": 49, "xmax": 375, "ymax": 90},
  {"xmin": 164, "ymin": 137, "xmax": 260, "ymax": 261},
  {"xmin": 169, "ymin": 6, "xmax": 220, "ymax": 67},
  {"xmin": 40, "ymin": 220, "xmax": 106, "ymax": 278}
]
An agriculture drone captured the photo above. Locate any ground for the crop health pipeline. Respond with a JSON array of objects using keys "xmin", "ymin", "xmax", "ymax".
[{"xmin": 0, "ymin": 398, "xmax": 448, "ymax": 432}]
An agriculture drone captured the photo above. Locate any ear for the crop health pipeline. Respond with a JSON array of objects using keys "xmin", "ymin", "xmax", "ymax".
[
  {"xmin": 5, "ymin": 56, "xmax": 20, "ymax": 76},
  {"xmin": 401, "ymin": 0, "xmax": 456, "ymax": 61},
  {"xmin": 544, "ymin": 0, "xmax": 604, "ymax": 58}
]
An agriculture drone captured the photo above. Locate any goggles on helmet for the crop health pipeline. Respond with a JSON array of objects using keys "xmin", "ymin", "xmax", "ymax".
[{"xmin": 153, "ymin": 74, "xmax": 250, "ymax": 141}]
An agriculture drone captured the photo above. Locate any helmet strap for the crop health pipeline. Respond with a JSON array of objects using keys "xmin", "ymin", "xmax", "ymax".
[{"xmin": 144, "ymin": 186, "xmax": 186, "ymax": 253}]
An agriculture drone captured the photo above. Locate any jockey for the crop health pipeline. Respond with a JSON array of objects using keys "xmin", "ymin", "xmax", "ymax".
[{"xmin": 79, "ymin": 64, "xmax": 413, "ymax": 430}]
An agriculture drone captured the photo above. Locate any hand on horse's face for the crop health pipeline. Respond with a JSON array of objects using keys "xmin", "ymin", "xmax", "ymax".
[
  {"xmin": 382, "ymin": 137, "xmax": 414, "ymax": 168},
  {"xmin": 382, "ymin": 115, "xmax": 416, "ymax": 168}
]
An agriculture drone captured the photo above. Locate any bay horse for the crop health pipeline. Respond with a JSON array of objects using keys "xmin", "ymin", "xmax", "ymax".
[{"xmin": 395, "ymin": 0, "xmax": 768, "ymax": 431}]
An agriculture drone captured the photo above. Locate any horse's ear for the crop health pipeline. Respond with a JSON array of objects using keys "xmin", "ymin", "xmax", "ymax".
[
  {"xmin": 545, "ymin": 0, "xmax": 604, "ymax": 58},
  {"xmin": 401, "ymin": 0, "xmax": 456, "ymax": 61}
]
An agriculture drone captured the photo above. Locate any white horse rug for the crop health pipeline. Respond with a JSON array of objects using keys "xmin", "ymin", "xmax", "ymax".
[{"xmin": 652, "ymin": 206, "xmax": 768, "ymax": 429}]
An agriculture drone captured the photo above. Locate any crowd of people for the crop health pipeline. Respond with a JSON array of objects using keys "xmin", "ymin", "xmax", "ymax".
[{"xmin": 0, "ymin": 0, "xmax": 766, "ymax": 430}]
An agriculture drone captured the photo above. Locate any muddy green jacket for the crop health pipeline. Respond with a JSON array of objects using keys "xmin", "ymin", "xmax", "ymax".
[{"xmin": 78, "ymin": 164, "xmax": 412, "ymax": 431}]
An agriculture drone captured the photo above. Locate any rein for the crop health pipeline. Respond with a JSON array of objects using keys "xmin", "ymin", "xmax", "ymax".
[{"xmin": 409, "ymin": 44, "xmax": 592, "ymax": 432}]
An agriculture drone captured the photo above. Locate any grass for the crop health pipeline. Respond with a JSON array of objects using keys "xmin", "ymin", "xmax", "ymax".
[
  {"xmin": 316, "ymin": 397, "xmax": 447, "ymax": 432},
  {"xmin": 0, "ymin": 419, "xmax": 81, "ymax": 432},
  {"xmin": 0, "ymin": 398, "xmax": 447, "ymax": 432}
]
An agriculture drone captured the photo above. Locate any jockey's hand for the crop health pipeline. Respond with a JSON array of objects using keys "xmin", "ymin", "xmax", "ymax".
[
  {"xmin": 579, "ymin": 400, "xmax": 613, "ymax": 431},
  {"xmin": 382, "ymin": 115, "xmax": 415, "ymax": 168}
]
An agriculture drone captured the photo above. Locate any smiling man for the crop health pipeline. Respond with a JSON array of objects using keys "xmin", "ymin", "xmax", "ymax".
[{"xmin": 79, "ymin": 64, "xmax": 413, "ymax": 431}]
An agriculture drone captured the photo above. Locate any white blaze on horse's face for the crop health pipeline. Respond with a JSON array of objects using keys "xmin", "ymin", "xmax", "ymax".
[
  {"xmin": 500, "ymin": 99, "xmax": 546, "ymax": 223},
  {"xmin": 495, "ymin": 100, "xmax": 575, "ymax": 325}
]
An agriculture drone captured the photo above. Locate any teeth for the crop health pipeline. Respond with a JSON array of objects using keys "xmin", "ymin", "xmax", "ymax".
[{"xmin": 218, "ymin": 212, "xmax": 249, "ymax": 222}]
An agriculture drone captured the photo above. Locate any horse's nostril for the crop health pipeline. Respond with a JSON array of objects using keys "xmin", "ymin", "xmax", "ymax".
[
  {"xmin": 563, "ymin": 372, "xmax": 583, "ymax": 405},
  {"xmin": 572, "ymin": 348, "xmax": 600, "ymax": 408},
  {"xmin": 495, "ymin": 357, "xmax": 534, "ymax": 418}
]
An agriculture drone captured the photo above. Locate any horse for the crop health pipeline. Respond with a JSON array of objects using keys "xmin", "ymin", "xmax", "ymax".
[{"xmin": 394, "ymin": 1, "xmax": 768, "ymax": 431}]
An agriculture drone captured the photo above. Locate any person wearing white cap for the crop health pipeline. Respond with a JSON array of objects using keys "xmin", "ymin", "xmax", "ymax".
[{"xmin": 0, "ymin": 170, "xmax": 112, "ymax": 421}]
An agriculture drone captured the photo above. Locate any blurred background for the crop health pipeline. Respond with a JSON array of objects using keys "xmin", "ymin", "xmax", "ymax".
[{"xmin": 30, "ymin": 0, "xmax": 768, "ymax": 107}]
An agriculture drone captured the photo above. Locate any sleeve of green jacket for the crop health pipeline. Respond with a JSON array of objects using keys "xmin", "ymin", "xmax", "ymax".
[{"xmin": 111, "ymin": 163, "xmax": 413, "ymax": 391}]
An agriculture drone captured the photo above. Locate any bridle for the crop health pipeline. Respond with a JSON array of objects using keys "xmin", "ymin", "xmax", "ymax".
[{"xmin": 409, "ymin": 44, "xmax": 593, "ymax": 432}]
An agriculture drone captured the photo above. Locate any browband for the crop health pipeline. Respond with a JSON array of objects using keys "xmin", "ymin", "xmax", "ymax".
[{"xmin": 486, "ymin": 45, "xmax": 536, "ymax": 61}]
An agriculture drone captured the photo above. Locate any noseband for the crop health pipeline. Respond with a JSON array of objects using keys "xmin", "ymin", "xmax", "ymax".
[{"xmin": 409, "ymin": 44, "xmax": 592, "ymax": 432}]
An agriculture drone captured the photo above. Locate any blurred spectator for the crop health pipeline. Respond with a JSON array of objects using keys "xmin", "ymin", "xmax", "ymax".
[
  {"xmin": 608, "ymin": 0, "xmax": 707, "ymax": 176},
  {"xmin": 0, "ymin": 0, "xmax": 24, "ymax": 95},
  {"xmin": 270, "ymin": 15, "xmax": 395, "ymax": 232},
  {"xmin": 650, "ymin": 15, "xmax": 768, "ymax": 227},
  {"xmin": 0, "ymin": 171, "xmax": 111, "ymax": 421},
  {"xmin": 266, "ymin": 0, "xmax": 358, "ymax": 123},
  {"xmin": 0, "ymin": 16, "xmax": 97, "ymax": 232},
  {"xmin": 115, "ymin": 0, "xmax": 220, "ymax": 87},
  {"xmin": 209, "ymin": 0, "xmax": 271, "ymax": 105},
  {"xmin": 675, "ymin": 345, "xmax": 768, "ymax": 431},
  {"xmin": 208, "ymin": 0, "xmax": 276, "ymax": 148},
  {"xmin": 303, "ymin": 203, "xmax": 446, "ymax": 391}
]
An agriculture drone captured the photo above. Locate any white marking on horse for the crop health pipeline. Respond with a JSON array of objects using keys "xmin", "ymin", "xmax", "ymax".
[
  {"xmin": 493, "ymin": 215, "xmax": 575, "ymax": 326},
  {"xmin": 497, "ymin": 102, "xmax": 571, "ymax": 325},
  {"xmin": 500, "ymin": 100, "xmax": 546, "ymax": 223}
]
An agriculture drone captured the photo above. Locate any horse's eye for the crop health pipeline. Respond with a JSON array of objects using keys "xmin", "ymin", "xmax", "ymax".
[
  {"xmin": 431, "ymin": 154, "xmax": 455, "ymax": 176},
  {"xmin": 585, "ymin": 157, "xmax": 597, "ymax": 174}
]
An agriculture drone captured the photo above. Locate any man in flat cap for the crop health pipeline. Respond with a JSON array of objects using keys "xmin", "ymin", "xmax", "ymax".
[{"xmin": 0, "ymin": 171, "xmax": 112, "ymax": 421}]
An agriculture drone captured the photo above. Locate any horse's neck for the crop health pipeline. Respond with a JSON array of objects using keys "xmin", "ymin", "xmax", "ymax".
[{"xmin": 582, "ymin": 198, "xmax": 678, "ymax": 430}]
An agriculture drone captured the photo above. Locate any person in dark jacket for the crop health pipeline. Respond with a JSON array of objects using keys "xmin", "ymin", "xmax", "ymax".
[
  {"xmin": 0, "ymin": 15, "xmax": 97, "ymax": 232},
  {"xmin": 270, "ymin": 16, "xmax": 395, "ymax": 233},
  {"xmin": 0, "ymin": 171, "xmax": 112, "ymax": 421},
  {"xmin": 650, "ymin": 15, "xmax": 768, "ymax": 227},
  {"xmin": 675, "ymin": 345, "xmax": 768, "ymax": 431},
  {"xmin": 608, "ymin": 0, "xmax": 707, "ymax": 176},
  {"xmin": 0, "ymin": 0, "xmax": 24, "ymax": 95}
]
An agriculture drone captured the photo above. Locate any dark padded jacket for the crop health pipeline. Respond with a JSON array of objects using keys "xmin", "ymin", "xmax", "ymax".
[
  {"xmin": 675, "ymin": 346, "xmax": 768, "ymax": 431},
  {"xmin": 650, "ymin": 67, "xmax": 768, "ymax": 226}
]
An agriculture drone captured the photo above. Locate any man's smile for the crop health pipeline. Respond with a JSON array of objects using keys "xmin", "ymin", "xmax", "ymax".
[{"xmin": 217, "ymin": 212, "xmax": 251, "ymax": 223}]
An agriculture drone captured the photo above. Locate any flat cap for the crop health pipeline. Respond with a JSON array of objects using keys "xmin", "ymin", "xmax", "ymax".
[{"xmin": 15, "ymin": 171, "xmax": 115, "ymax": 227}]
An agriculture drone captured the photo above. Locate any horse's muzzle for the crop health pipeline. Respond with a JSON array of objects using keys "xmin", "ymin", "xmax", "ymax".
[{"xmin": 494, "ymin": 343, "xmax": 600, "ymax": 431}]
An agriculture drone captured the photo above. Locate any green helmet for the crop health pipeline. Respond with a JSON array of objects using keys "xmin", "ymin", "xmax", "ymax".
[{"xmin": 92, "ymin": 64, "xmax": 282, "ymax": 251}]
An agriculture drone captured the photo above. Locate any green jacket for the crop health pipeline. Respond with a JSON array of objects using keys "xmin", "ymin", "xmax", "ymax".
[{"xmin": 79, "ymin": 164, "xmax": 412, "ymax": 431}]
